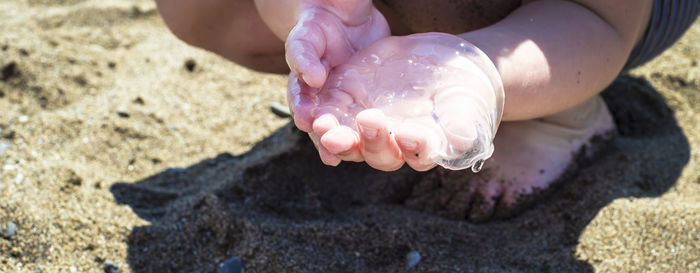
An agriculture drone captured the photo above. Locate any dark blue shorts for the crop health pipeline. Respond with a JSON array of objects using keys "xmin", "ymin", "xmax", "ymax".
[{"xmin": 623, "ymin": 0, "xmax": 700, "ymax": 70}]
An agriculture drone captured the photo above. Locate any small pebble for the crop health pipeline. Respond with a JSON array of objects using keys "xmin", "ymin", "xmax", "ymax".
[
  {"xmin": 219, "ymin": 257, "xmax": 243, "ymax": 273},
  {"xmin": 116, "ymin": 111, "xmax": 130, "ymax": 118},
  {"xmin": 1, "ymin": 61, "xmax": 18, "ymax": 80},
  {"xmin": 270, "ymin": 102, "xmax": 291, "ymax": 118},
  {"xmin": 2, "ymin": 222, "xmax": 17, "ymax": 238},
  {"xmin": 70, "ymin": 266, "xmax": 77, "ymax": 273},
  {"xmin": 14, "ymin": 172, "xmax": 24, "ymax": 183},
  {"xmin": 132, "ymin": 97, "xmax": 145, "ymax": 105},
  {"xmin": 0, "ymin": 142, "xmax": 9, "ymax": 153},
  {"xmin": 18, "ymin": 115, "xmax": 29, "ymax": 123},
  {"xmin": 103, "ymin": 260, "xmax": 121, "ymax": 273},
  {"xmin": 184, "ymin": 59, "xmax": 196, "ymax": 72},
  {"xmin": 406, "ymin": 250, "xmax": 421, "ymax": 269},
  {"xmin": 164, "ymin": 167, "xmax": 185, "ymax": 175}
]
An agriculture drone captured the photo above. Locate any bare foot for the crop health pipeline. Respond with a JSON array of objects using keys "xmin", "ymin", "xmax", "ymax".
[
  {"xmin": 406, "ymin": 95, "xmax": 615, "ymax": 221},
  {"xmin": 294, "ymin": 33, "xmax": 503, "ymax": 171}
]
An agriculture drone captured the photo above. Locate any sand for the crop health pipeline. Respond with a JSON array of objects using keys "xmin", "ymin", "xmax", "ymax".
[{"xmin": 0, "ymin": 0, "xmax": 699, "ymax": 272}]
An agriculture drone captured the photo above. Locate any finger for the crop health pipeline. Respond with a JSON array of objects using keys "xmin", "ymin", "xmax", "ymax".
[
  {"xmin": 394, "ymin": 122, "xmax": 440, "ymax": 172},
  {"xmin": 320, "ymin": 125, "xmax": 363, "ymax": 162},
  {"xmin": 356, "ymin": 109, "xmax": 404, "ymax": 171},
  {"xmin": 285, "ymin": 15, "xmax": 328, "ymax": 88},
  {"xmin": 312, "ymin": 113, "xmax": 339, "ymax": 137},
  {"xmin": 287, "ymin": 74, "xmax": 318, "ymax": 132},
  {"xmin": 309, "ymin": 132, "xmax": 341, "ymax": 166}
]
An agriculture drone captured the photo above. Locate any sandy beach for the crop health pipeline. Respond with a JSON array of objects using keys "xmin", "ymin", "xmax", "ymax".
[{"xmin": 1, "ymin": 0, "xmax": 699, "ymax": 272}]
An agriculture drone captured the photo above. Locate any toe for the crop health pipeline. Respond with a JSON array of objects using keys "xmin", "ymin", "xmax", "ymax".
[
  {"xmin": 444, "ymin": 190, "xmax": 474, "ymax": 219},
  {"xmin": 468, "ymin": 177, "xmax": 503, "ymax": 222},
  {"xmin": 356, "ymin": 109, "xmax": 404, "ymax": 171},
  {"xmin": 394, "ymin": 122, "xmax": 439, "ymax": 171}
]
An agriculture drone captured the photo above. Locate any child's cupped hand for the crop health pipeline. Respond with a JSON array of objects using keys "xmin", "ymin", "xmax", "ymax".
[
  {"xmin": 285, "ymin": 0, "xmax": 390, "ymax": 132},
  {"xmin": 292, "ymin": 33, "xmax": 504, "ymax": 171}
]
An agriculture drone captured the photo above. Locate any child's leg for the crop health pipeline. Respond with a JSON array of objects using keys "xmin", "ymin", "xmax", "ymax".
[{"xmin": 155, "ymin": 0, "xmax": 287, "ymax": 73}]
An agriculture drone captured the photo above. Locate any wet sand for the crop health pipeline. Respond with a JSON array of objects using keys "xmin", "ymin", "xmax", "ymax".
[{"xmin": 1, "ymin": 0, "xmax": 699, "ymax": 272}]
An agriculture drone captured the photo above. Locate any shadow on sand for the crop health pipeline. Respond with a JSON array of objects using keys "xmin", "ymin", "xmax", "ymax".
[{"xmin": 111, "ymin": 76, "xmax": 690, "ymax": 273}]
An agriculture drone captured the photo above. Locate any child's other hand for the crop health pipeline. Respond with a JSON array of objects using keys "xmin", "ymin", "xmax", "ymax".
[
  {"xmin": 285, "ymin": 0, "xmax": 390, "ymax": 133},
  {"xmin": 286, "ymin": 1, "xmax": 390, "ymax": 88}
]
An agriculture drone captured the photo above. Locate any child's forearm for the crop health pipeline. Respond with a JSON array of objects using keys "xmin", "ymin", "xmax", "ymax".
[{"xmin": 459, "ymin": 0, "xmax": 653, "ymax": 121}]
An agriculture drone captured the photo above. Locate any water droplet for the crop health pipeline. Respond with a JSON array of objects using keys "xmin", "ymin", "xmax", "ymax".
[{"xmin": 471, "ymin": 159, "xmax": 485, "ymax": 173}]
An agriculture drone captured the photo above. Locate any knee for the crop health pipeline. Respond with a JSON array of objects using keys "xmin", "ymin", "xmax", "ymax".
[{"xmin": 156, "ymin": 0, "xmax": 213, "ymax": 49}]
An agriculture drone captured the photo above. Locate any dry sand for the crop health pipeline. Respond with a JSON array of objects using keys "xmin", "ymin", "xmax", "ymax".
[{"xmin": 1, "ymin": 0, "xmax": 699, "ymax": 272}]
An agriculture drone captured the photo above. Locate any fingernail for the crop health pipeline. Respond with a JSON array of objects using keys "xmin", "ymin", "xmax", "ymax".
[{"xmin": 360, "ymin": 125, "xmax": 379, "ymax": 140}]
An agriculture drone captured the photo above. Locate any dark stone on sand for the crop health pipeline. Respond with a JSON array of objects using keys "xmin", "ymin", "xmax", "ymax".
[
  {"xmin": 73, "ymin": 75, "xmax": 88, "ymax": 86},
  {"xmin": 117, "ymin": 111, "xmax": 130, "ymax": 118},
  {"xmin": 2, "ymin": 129, "xmax": 15, "ymax": 140},
  {"xmin": 219, "ymin": 257, "xmax": 243, "ymax": 273},
  {"xmin": 108, "ymin": 61, "xmax": 116, "ymax": 69},
  {"xmin": 184, "ymin": 59, "xmax": 196, "ymax": 72},
  {"xmin": 1, "ymin": 61, "xmax": 18, "ymax": 81},
  {"xmin": 103, "ymin": 260, "xmax": 121, "ymax": 273},
  {"xmin": 132, "ymin": 97, "xmax": 145, "ymax": 105},
  {"xmin": 65, "ymin": 171, "xmax": 83, "ymax": 186}
]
